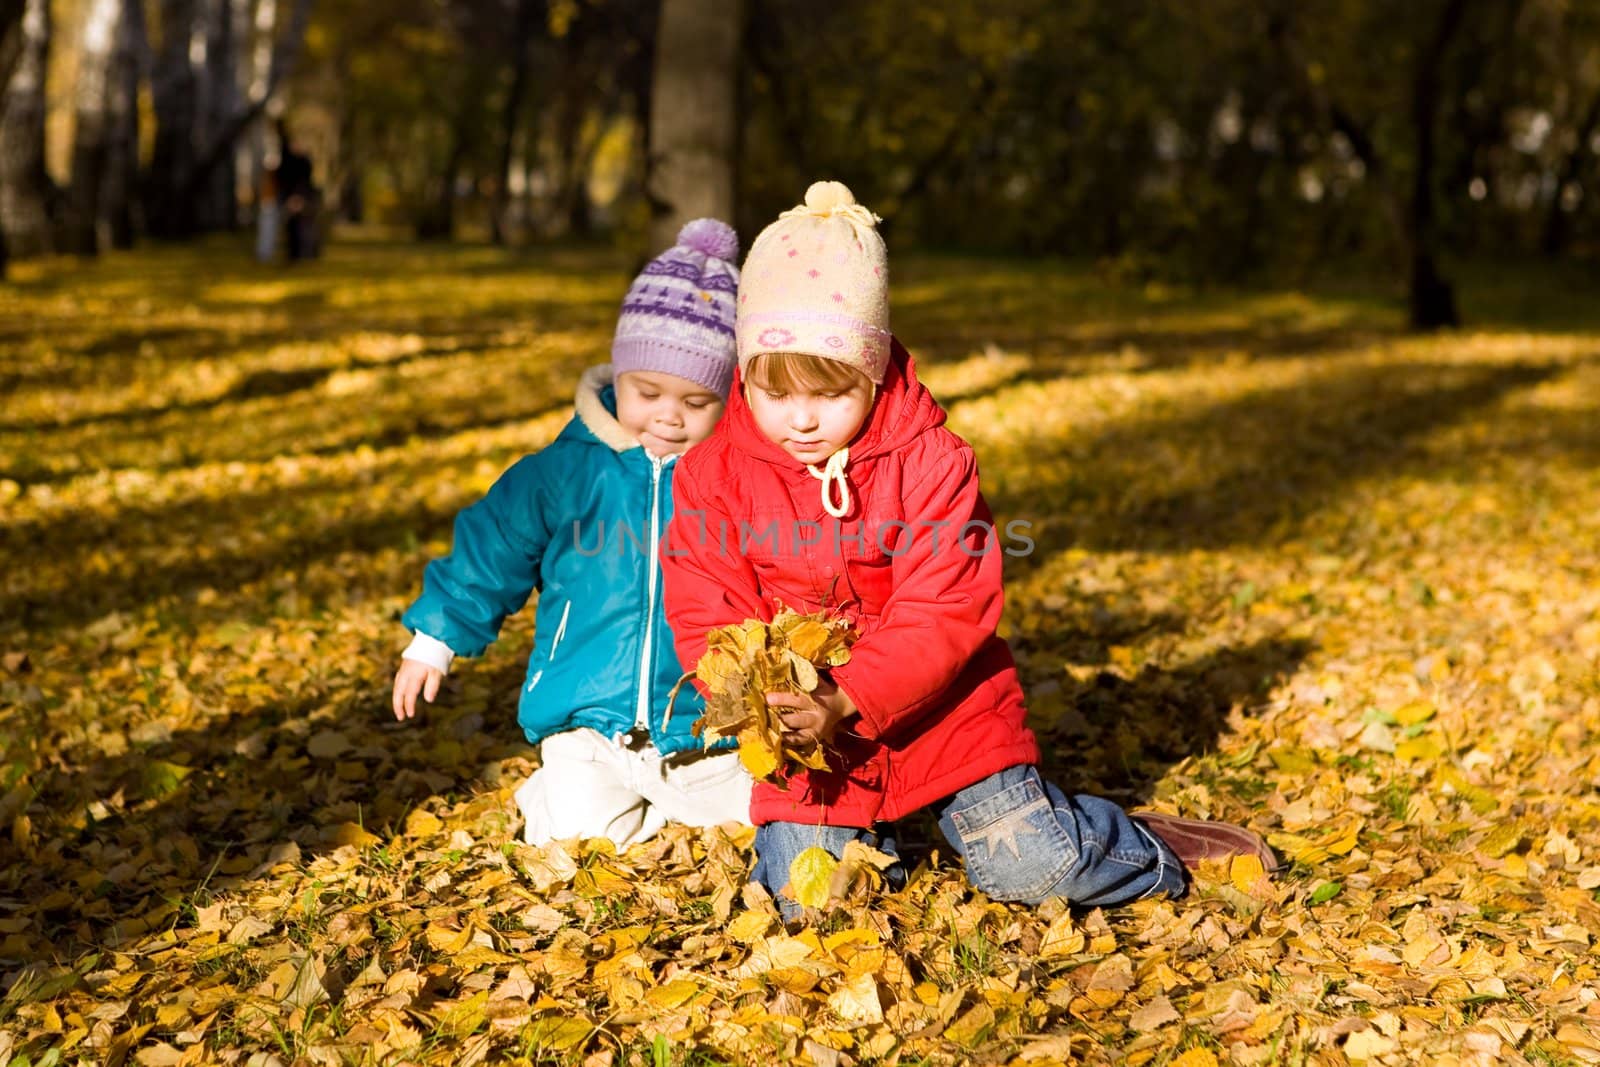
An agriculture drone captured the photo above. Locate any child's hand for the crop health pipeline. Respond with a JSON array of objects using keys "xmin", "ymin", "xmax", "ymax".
[
  {"xmin": 393, "ymin": 660, "xmax": 443, "ymax": 721},
  {"xmin": 767, "ymin": 677, "xmax": 856, "ymax": 746}
]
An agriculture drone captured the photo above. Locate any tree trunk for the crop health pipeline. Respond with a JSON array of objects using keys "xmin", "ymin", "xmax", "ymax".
[
  {"xmin": 183, "ymin": 0, "xmax": 311, "ymax": 205},
  {"xmin": 564, "ymin": 111, "xmax": 611, "ymax": 236},
  {"xmin": 0, "ymin": 0, "xmax": 55, "ymax": 259},
  {"xmin": 417, "ymin": 123, "xmax": 468, "ymax": 242},
  {"xmin": 1271, "ymin": 13, "xmax": 1409, "ymax": 276},
  {"xmin": 329, "ymin": 101, "xmax": 361, "ymax": 221},
  {"xmin": 0, "ymin": 0, "xmax": 25, "ymax": 68},
  {"xmin": 548, "ymin": 73, "xmax": 623, "ymax": 239},
  {"xmin": 64, "ymin": 0, "xmax": 122, "ymax": 255},
  {"xmin": 242, "ymin": 0, "xmax": 276, "ymax": 234},
  {"xmin": 145, "ymin": 0, "xmax": 200, "ymax": 238},
  {"xmin": 0, "ymin": 0, "xmax": 22, "ymax": 275},
  {"xmin": 1270, "ymin": 6, "xmax": 1462, "ymax": 329},
  {"xmin": 195, "ymin": 0, "xmax": 240, "ymax": 232},
  {"xmin": 102, "ymin": 0, "xmax": 148, "ymax": 248},
  {"xmin": 645, "ymin": 0, "xmax": 742, "ymax": 252},
  {"xmin": 1406, "ymin": 0, "xmax": 1468, "ymax": 330},
  {"xmin": 546, "ymin": 33, "xmax": 592, "ymax": 238},
  {"xmin": 490, "ymin": 0, "xmax": 537, "ymax": 245}
]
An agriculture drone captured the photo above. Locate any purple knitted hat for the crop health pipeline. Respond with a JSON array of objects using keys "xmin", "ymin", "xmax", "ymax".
[{"xmin": 611, "ymin": 218, "xmax": 740, "ymax": 399}]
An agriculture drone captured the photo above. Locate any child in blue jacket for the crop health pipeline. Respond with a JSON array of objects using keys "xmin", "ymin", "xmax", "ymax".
[{"xmin": 392, "ymin": 220, "xmax": 751, "ymax": 848}]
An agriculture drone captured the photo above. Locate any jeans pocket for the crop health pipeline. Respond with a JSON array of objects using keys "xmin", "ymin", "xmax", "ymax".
[{"xmin": 949, "ymin": 777, "xmax": 1076, "ymax": 902}]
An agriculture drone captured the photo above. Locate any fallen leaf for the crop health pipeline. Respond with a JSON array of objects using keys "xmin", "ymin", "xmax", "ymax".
[
  {"xmin": 789, "ymin": 846, "xmax": 839, "ymax": 908},
  {"xmin": 827, "ymin": 972, "xmax": 883, "ymax": 1025}
]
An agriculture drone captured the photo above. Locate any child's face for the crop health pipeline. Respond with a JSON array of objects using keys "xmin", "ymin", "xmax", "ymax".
[
  {"xmin": 748, "ymin": 373, "xmax": 873, "ymax": 465},
  {"xmin": 614, "ymin": 370, "xmax": 725, "ymax": 457}
]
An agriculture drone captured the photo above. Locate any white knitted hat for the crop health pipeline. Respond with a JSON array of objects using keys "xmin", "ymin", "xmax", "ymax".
[{"xmin": 736, "ymin": 181, "xmax": 891, "ymax": 384}]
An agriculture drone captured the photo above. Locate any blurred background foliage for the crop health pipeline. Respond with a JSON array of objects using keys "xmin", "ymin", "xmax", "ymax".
[{"xmin": 2, "ymin": 0, "xmax": 1599, "ymax": 325}]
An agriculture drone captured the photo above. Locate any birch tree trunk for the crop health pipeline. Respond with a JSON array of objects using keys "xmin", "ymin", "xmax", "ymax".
[
  {"xmin": 196, "ymin": 0, "xmax": 239, "ymax": 231},
  {"xmin": 145, "ymin": 0, "xmax": 200, "ymax": 237},
  {"xmin": 645, "ymin": 0, "xmax": 742, "ymax": 252},
  {"xmin": 0, "ymin": 0, "xmax": 56, "ymax": 259},
  {"xmin": 64, "ymin": 0, "xmax": 122, "ymax": 254},
  {"xmin": 102, "ymin": 0, "xmax": 148, "ymax": 248}
]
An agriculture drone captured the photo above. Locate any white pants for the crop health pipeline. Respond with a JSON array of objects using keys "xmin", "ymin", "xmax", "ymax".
[{"xmin": 515, "ymin": 728, "xmax": 752, "ymax": 849}]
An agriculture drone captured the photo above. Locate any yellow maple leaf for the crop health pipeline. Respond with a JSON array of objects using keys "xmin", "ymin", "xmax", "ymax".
[
  {"xmin": 783, "ymin": 619, "xmax": 834, "ymax": 660},
  {"xmin": 1392, "ymin": 700, "xmax": 1436, "ymax": 726},
  {"xmin": 404, "ymin": 810, "xmax": 443, "ymax": 838},
  {"xmin": 694, "ymin": 648, "xmax": 743, "ymax": 694},
  {"xmin": 737, "ymin": 726, "xmax": 780, "ymax": 779},
  {"xmin": 1395, "ymin": 735, "xmax": 1445, "ymax": 761},
  {"xmin": 943, "ymin": 1001, "xmax": 996, "ymax": 1046},
  {"xmin": 1478, "ymin": 822, "xmax": 1525, "ymax": 858},
  {"xmin": 326, "ymin": 822, "xmax": 380, "ymax": 849},
  {"xmin": 786, "ymin": 649, "xmax": 820, "ymax": 691},
  {"xmin": 424, "ymin": 921, "xmax": 475, "ymax": 954},
  {"xmin": 827, "ymin": 971, "xmax": 883, "ymax": 1024},
  {"xmin": 789, "ymin": 846, "xmax": 839, "ymax": 908},
  {"xmin": 645, "ymin": 979, "xmax": 700, "ymax": 1010},
  {"xmin": 1230, "ymin": 853, "xmax": 1268, "ymax": 894},
  {"xmin": 1269, "ymin": 820, "xmax": 1361, "ymax": 865},
  {"xmin": 1038, "ymin": 912, "xmax": 1086, "ymax": 958},
  {"xmin": 727, "ymin": 910, "xmax": 773, "ymax": 944}
]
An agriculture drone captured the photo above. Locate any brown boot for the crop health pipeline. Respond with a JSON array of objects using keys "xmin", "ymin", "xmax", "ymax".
[{"xmin": 1133, "ymin": 812, "xmax": 1280, "ymax": 872}]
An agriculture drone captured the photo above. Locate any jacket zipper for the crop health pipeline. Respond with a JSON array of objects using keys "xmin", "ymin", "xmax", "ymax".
[
  {"xmin": 639, "ymin": 454, "xmax": 667, "ymax": 731},
  {"xmin": 526, "ymin": 600, "xmax": 571, "ymax": 691}
]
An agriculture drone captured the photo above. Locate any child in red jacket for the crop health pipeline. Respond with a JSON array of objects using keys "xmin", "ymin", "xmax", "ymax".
[{"xmin": 661, "ymin": 182, "xmax": 1275, "ymax": 917}]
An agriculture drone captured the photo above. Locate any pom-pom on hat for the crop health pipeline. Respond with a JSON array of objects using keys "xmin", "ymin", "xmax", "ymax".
[
  {"xmin": 736, "ymin": 181, "xmax": 891, "ymax": 384},
  {"xmin": 612, "ymin": 218, "xmax": 741, "ymax": 399}
]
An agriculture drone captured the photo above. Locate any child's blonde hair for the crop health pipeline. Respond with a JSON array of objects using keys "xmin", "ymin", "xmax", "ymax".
[{"xmin": 745, "ymin": 352, "xmax": 873, "ymax": 395}]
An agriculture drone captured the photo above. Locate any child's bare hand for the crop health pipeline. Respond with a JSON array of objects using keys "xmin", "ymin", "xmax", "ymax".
[
  {"xmin": 393, "ymin": 660, "xmax": 443, "ymax": 721},
  {"xmin": 767, "ymin": 677, "xmax": 856, "ymax": 745}
]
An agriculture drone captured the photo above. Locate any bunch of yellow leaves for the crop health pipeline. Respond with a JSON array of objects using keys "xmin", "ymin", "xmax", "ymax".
[{"xmin": 681, "ymin": 606, "xmax": 856, "ymax": 781}]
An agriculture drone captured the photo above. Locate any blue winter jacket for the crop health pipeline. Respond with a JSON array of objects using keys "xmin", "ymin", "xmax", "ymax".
[{"xmin": 401, "ymin": 365, "xmax": 717, "ymax": 755}]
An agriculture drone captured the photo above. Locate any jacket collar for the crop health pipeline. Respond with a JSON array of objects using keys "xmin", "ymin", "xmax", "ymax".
[{"xmin": 573, "ymin": 364, "xmax": 642, "ymax": 453}]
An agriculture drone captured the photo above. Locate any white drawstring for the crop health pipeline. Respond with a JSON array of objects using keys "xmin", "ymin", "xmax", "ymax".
[{"xmin": 807, "ymin": 446, "xmax": 851, "ymax": 519}]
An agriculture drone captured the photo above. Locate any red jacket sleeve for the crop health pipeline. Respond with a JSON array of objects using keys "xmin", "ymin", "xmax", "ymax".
[
  {"xmin": 660, "ymin": 450, "xmax": 767, "ymax": 678},
  {"xmin": 831, "ymin": 446, "xmax": 1005, "ymax": 741}
]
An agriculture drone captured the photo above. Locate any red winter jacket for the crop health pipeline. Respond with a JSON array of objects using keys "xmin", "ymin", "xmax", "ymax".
[{"xmin": 660, "ymin": 340, "xmax": 1040, "ymax": 828}]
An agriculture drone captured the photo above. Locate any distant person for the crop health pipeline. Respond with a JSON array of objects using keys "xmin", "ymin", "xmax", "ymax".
[
  {"xmin": 255, "ymin": 168, "xmax": 280, "ymax": 264},
  {"xmin": 392, "ymin": 220, "xmax": 753, "ymax": 849},
  {"xmin": 273, "ymin": 123, "xmax": 318, "ymax": 262}
]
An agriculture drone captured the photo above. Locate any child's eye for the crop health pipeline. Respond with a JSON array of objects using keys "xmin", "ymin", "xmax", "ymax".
[
  {"xmin": 763, "ymin": 390, "xmax": 786, "ymax": 401},
  {"xmin": 639, "ymin": 392, "xmax": 659, "ymax": 401},
  {"xmin": 686, "ymin": 399, "xmax": 709, "ymax": 410}
]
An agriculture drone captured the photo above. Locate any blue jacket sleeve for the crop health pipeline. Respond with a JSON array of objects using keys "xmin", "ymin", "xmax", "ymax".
[{"xmin": 400, "ymin": 451, "xmax": 557, "ymax": 656}]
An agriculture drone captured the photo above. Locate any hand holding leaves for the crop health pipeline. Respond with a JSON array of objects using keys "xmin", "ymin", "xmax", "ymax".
[
  {"xmin": 677, "ymin": 606, "xmax": 857, "ymax": 782},
  {"xmin": 767, "ymin": 676, "xmax": 855, "ymax": 746}
]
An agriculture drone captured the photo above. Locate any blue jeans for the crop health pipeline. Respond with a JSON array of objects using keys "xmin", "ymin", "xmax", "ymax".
[{"xmin": 752, "ymin": 765, "xmax": 1187, "ymax": 919}]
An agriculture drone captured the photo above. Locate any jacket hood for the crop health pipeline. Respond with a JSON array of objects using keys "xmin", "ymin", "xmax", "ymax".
[
  {"xmin": 719, "ymin": 338, "xmax": 946, "ymax": 467},
  {"xmin": 566, "ymin": 364, "xmax": 642, "ymax": 453}
]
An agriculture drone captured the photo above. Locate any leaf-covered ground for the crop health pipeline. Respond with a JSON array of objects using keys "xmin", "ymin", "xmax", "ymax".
[{"xmin": 2, "ymin": 240, "xmax": 1599, "ymax": 1066}]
